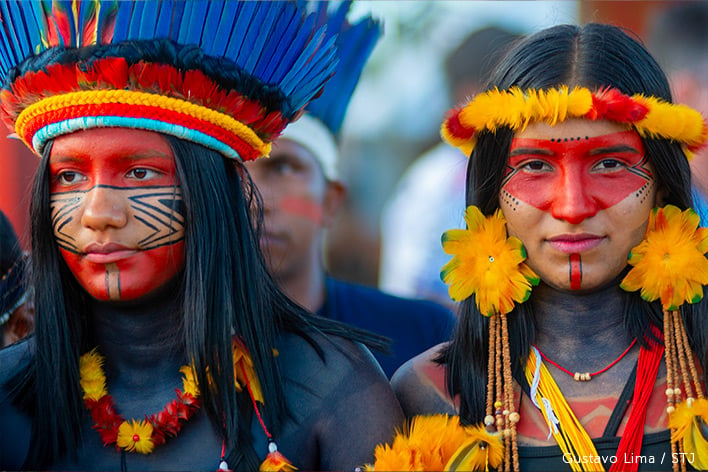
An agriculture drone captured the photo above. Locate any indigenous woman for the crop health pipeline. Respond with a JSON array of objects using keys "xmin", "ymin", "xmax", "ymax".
[
  {"xmin": 0, "ymin": 2, "xmax": 402, "ymax": 470},
  {"xmin": 369, "ymin": 23, "xmax": 708, "ymax": 472}
]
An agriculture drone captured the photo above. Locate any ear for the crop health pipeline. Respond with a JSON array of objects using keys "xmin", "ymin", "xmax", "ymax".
[
  {"xmin": 654, "ymin": 185, "xmax": 669, "ymax": 208},
  {"xmin": 322, "ymin": 180, "xmax": 346, "ymax": 228}
]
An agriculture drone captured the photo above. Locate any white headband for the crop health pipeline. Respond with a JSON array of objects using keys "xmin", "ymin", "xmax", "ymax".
[{"xmin": 279, "ymin": 114, "xmax": 339, "ymax": 180}]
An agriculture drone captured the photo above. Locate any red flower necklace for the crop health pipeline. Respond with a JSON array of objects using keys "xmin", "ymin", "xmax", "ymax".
[
  {"xmin": 79, "ymin": 348, "xmax": 201, "ymax": 454},
  {"xmin": 79, "ymin": 340, "xmax": 295, "ymax": 471}
]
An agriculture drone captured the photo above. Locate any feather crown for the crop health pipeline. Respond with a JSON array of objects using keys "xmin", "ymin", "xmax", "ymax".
[
  {"xmin": 0, "ymin": 0, "xmax": 340, "ymax": 161},
  {"xmin": 278, "ymin": 0, "xmax": 381, "ymax": 180},
  {"xmin": 304, "ymin": 0, "xmax": 381, "ymax": 137},
  {"xmin": 442, "ymin": 85, "xmax": 708, "ymax": 159}
]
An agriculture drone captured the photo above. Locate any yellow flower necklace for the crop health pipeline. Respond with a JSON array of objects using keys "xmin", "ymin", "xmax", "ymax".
[{"xmin": 79, "ymin": 339, "xmax": 263, "ymax": 455}]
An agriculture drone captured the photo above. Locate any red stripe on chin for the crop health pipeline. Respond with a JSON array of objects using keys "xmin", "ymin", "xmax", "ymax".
[{"xmin": 570, "ymin": 253, "xmax": 582, "ymax": 290}]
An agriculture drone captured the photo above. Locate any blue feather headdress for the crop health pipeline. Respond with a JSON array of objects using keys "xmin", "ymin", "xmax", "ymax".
[
  {"xmin": 279, "ymin": 1, "xmax": 381, "ymax": 179},
  {"xmin": 0, "ymin": 0, "xmax": 339, "ymax": 161}
]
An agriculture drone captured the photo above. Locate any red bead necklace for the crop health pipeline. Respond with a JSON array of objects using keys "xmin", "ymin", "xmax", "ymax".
[{"xmin": 533, "ymin": 338, "xmax": 637, "ymax": 381}]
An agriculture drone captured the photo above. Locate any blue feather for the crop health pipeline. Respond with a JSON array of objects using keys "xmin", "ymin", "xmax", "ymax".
[
  {"xmin": 7, "ymin": 2, "xmax": 33, "ymax": 57},
  {"xmin": 253, "ymin": 1, "xmax": 298, "ymax": 82},
  {"xmin": 0, "ymin": 2, "xmax": 28, "ymax": 61},
  {"xmin": 241, "ymin": 2, "xmax": 280, "ymax": 74},
  {"xmin": 154, "ymin": 0, "xmax": 172, "ymax": 39},
  {"xmin": 210, "ymin": 1, "xmax": 240, "ymax": 58},
  {"xmin": 16, "ymin": 2, "xmax": 45, "ymax": 54},
  {"xmin": 234, "ymin": 2, "xmax": 270, "ymax": 67},
  {"xmin": 268, "ymin": 10, "xmax": 313, "ymax": 88},
  {"xmin": 177, "ymin": 0, "xmax": 208, "ymax": 46},
  {"xmin": 0, "ymin": 11, "xmax": 15, "ymax": 74},
  {"xmin": 125, "ymin": 0, "xmax": 143, "ymax": 40},
  {"xmin": 286, "ymin": 31, "xmax": 338, "ymax": 102},
  {"xmin": 200, "ymin": 0, "xmax": 224, "ymax": 56},
  {"xmin": 111, "ymin": 0, "xmax": 133, "ymax": 43},
  {"xmin": 224, "ymin": 1, "xmax": 256, "ymax": 63},
  {"xmin": 305, "ymin": 1, "xmax": 382, "ymax": 134},
  {"xmin": 280, "ymin": 23, "xmax": 326, "ymax": 96},
  {"xmin": 166, "ymin": 0, "xmax": 184, "ymax": 40},
  {"xmin": 136, "ymin": 0, "xmax": 159, "ymax": 41}
]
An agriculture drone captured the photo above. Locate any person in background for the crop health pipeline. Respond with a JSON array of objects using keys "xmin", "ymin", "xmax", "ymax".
[
  {"xmin": 246, "ymin": 2, "xmax": 455, "ymax": 379},
  {"xmin": 379, "ymin": 26, "xmax": 520, "ymax": 309},
  {"xmin": 369, "ymin": 23, "xmax": 708, "ymax": 471},
  {"xmin": 0, "ymin": 211, "xmax": 32, "ymax": 348},
  {"xmin": 646, "ymin": 1, "xmax": 708, "ymax": 225},
  {"xmin": 0, "ymin": 2, "xmax": 403, "ymax": 470}
]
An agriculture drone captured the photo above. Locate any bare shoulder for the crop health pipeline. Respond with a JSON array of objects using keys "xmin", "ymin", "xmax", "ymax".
[
  {"xmin": 391, "ymin": 342, "xmax": 457, "ymax": 418},
  {"xmin": 274, "ymin": 331, "xmax": 404, "ymax": 472}
]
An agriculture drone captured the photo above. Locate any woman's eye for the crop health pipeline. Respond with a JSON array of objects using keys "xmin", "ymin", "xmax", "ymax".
[
  {"xmin": 594, "ymin": 159, "xmax": 625, "ymax": 171},
  {"xmin": 127, "ymin": 168, "xmax": 158, "ymax": 180},
  {"xmin": 521, "ymin": 160, "xmax": 552, "ymax": 172},
  {"xmin": 57, "ymin": 171, "xmax": 85, "ymax": 185}
]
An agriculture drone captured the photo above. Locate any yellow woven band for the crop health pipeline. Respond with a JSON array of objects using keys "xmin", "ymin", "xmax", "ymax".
[{"xmin": 16, "ymin": 89, "xmax": 270, "ymax": 159}]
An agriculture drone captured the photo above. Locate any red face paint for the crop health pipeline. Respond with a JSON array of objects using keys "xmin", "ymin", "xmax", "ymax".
[
  {"xmin": 504, "ymin": 131, "xmax": 652, "ymax": 224},
  {"xmin": 569, "ymin": 254, "xmax": 582, "ymax": 290},
  {"xmin": 278, "ymin": 196, "xmax": 324, "ymax": 224},
  {"xmin": 49, "ymin": 128, "xmax": 186, "ymax": 301}
]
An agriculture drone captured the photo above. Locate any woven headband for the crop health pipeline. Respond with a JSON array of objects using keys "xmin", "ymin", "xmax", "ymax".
[{"xmin": 441, "ymin": 86, "xmax": 708, "ymax": 159}]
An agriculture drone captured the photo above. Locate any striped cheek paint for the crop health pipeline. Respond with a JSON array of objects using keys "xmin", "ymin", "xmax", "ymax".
[
  {"xmin": 569, "ymin": 254, "xmax": 582, "ymax": 290},
  {"xmin": 279, "ymin": 196, "xmax": 324, "ymax": 224}
]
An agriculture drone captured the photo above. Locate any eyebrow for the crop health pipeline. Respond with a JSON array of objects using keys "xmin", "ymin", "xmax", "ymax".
[
  {"xmin": 51, "ymin": 150, "xmax": 173, "ymax": 162},
  {"xmin": 509, "ymin": 147, "xmax": 553, "ymax": 157},
  {"xmin": 588, "ymin": 144, "xmax": 641, "ymax": 156}
]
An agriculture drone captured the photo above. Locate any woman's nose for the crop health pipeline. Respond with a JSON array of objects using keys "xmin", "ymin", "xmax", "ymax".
[
  {"xmin": 80, "ymin": 185, "xmax": 129, "ymax": 230},
  {"xmin": 550, "ymin": 170, "xmax": 600, "ymax": 224}
]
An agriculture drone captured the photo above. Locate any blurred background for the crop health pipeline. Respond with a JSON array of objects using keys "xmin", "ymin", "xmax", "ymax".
[{"xmin": 0, "ymin": 0, "xmax": 691, "ymax": 290}]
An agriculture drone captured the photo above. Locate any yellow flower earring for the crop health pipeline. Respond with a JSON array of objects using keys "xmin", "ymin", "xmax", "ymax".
[
  {"xmin": 443, "ymin": 205, "xmax": 538, "ymax": 471},
  {"xmin": 621, "ymin": 204, "xmax": 708, "ymax": 470},
  {"xmin": 440, "ymin": 205, "xmax": 539, "ymax": 314}
]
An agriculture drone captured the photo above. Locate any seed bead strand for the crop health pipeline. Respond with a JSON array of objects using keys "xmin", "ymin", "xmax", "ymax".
[
  {"xmin": 676, "ymin": 312, "xmax": 704, "ymax": 399},
  {"xmin": 672, "ymin": 311, "xmax": 695, "ymax": 402},
  {"xmin": 501, "ymin": 313, "xmax": 520, "ymax": 472},
  {"xmin": 485, "ymin": 315, "xmax": 497, "ymax": 431}
]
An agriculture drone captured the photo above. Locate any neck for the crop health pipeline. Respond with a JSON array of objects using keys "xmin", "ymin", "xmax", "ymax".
[
  {"xmin": 275, "ymin": 248, "xmax": 325, "ymax": 313},
  {"xmin": 89, "ymin": 280, "xmax": 184, "ymax": 373},
  {"xmin": 531, "ymin": 279, "xmax": 632, "ymax": 364}
]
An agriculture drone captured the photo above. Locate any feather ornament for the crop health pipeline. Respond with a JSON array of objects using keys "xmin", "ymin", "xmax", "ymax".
[
  {"xmin": 668, "ymin": 398, "xmax": 708, "ymax": 470},
  {"xmin": 260, "ymin": 448, "xmax": 297, "ymax": 472},
  {"xmin": 299, "ymin": 0, "xmax": 381, "ymax": 136},
  {"xmin": 366, "ymin": 414, "xmax": 502, "ymax": 471}
]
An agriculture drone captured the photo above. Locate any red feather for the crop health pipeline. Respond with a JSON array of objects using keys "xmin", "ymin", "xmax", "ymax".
[
  {"xmin": 80, "ymin": 1, "xmax": 98, "ymax": 46},
  {"xmin": 51, "ymin": 0, "xmax": 74, "ymax": 46},
  {"xmin": 591, "ymin": 88, "xmax": 648, "ymax": 123},
  {"xmin": 445, "ymin": 109, "xmax": 476, "ymax": 140}
]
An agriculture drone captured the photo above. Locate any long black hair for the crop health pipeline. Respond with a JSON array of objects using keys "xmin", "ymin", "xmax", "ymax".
[{"xmin": 438, "ymin": 23, "xmax": 707, "ymax": 426}]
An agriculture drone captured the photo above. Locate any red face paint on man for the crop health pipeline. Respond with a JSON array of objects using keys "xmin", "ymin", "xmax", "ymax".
[
  {"xmin": 245, "ymin": 138, "xmax": 342, "ymax": 283},
  {"xmin": 49, "ymin": 128, "xmax": 186, "ymax": 301},
  {"xmin": 500, "ymin": 119, "xmax": 659, "ymax": 292}
]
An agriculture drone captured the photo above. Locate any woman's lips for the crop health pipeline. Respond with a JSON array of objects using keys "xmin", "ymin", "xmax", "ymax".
[
  {"xmin": 83, "ymin": 243, "xmax": 138, "ymax": 263},
  {"xmin": 546, "ymin": 234, "xmax": 604, "ymax": 254}
]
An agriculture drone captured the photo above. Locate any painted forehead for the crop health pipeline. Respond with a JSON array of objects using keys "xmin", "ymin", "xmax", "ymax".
[{"xmin": 509, "ymin": 130, "xmax": 644, "ymax": 154}]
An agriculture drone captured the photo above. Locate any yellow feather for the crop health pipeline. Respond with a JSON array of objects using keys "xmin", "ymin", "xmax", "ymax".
[
  {"xmin": 669, "ymin": 399, "xmax": 708, "ymax": 470},
  {"xmin": 444, "ymin": 427, "xmax": 504, "ymax": 472}
]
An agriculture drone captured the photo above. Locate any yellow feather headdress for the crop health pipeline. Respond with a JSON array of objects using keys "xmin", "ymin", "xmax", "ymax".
[{"xmin": 441, "ymin": 86, "xmax": 708, "ymax": 159}]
